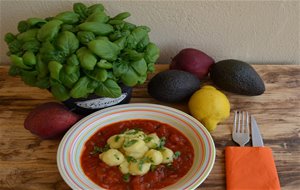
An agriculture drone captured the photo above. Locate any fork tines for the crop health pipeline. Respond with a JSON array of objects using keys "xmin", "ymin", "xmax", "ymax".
[{"xmin": 233, "ymin": 111, "xmax": 250, "ymax": 146}]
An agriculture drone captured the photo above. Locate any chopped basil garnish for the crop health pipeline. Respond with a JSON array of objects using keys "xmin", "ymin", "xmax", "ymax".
[
  {"xmin": 90, "ymin": 144, "xmax": 110, "ymax": 155},
  {"xmin": 114, "ymin": 135, "xmax": 120, "ymax": 142},
  {"xmin": 150, "ymin": 165, "xmax": 157, "ymax": 172},
  {"xmin": 114, "ymin": 154, "xmax": 120, "ymax": 160},
  {"xmin": 144, "ymin": 136, "xmax": 153, "ymax": 143},
  {"xmin": 123, "ymin": 139, "xmax": 138, "ymax": 147},
  {"xmin": 138, "ymin": 162, "xmax": 143, "ymax": 171},
  {"xmin": 138, "ymin": 157, "xmax": 152, "ymax": 171},
  {"xmin": 156, "ymin": 137, "xmax": 166, "ymax": 150},
  {"xmin": 174, "ymin": 151, "xmax": 181, "ymax": 159},
  {"xmin": 126, "ymin": 156, "xmax": 137, "ymax": 163},
  {"xmin": 123, "ymin": 173, "xmax": 130, "ymax": 182},
  {"xmin": 145, "ymin": 156, "xmax": 154, "ymax": 163},
  {"xmin": 90, "ymin": 145, "xmax": 101, "ymax": 155}
]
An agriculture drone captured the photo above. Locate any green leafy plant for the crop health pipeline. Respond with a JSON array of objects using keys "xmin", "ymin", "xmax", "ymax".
[{"xmin": 5, "ymin": 2, "xmax": 159, "ymax": 101}]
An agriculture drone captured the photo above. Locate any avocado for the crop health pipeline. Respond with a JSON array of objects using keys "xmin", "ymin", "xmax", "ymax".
[
  {"xmin": 148, "ymin": 70, "xmax": 200, "ymax": 102},
  {"xmin": 210, "ymin": 59, "xmax": 265, "ymax": 95}
]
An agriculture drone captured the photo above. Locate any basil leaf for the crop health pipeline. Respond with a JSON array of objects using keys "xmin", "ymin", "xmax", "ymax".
[
  {"xmin": 20, "ymin": 70, "xmax": 38, "ymax": 86},
  {"xmin": 122, "ymin": 49, "xmax": 144, "ymax": 61},
  {"xmin": 37, "ymin": 19, "xmax": 63, "ymax": 42},
  {"xmin": 95, "ymin": 79, "xmax": 121, "ymax": 98},
  {"xmin": 60, "ymin": 67, "xmax": 80, "ymax": 89},
  {"xmin": 51, "ymin": 83, "xmax": 70, "ymax": 101},
  {"xmin": 76, "ymin": 47, "xmax": 97, "ymax": 70},
  {"xmin": 84, "ymin": 68, "xmax": 107, "ymax": 82},
  {"xmin": 131, "ymin": 58, "xmax": 147, "ymax": 76},
  {"xmin": 113, "ymin": 58, "xmax": 147, "ymax": 86},
  {"xmin": 70, "ymin": 76, "xmax": 95, "ymax": 98},
  {"xmin": 88, "ymin": 39, "xmax": 120, "ymax": 61},
  {"xmin": 144, "ymin": 43, "xmax": 160, "ymax": 72},
  {"xmin": 35, "ymin": 77, "xmax": 50, "ymax": 89},
  {"xmin": 121, "ymin": 68, "xmax": 139, "ymax": 87},
  {"xmin": 73, "ymin": 2, "xmax": 88, "ymax": 20},
  {"xmin": 55, "ymin": 31, "xmax": 79, "ymax": 55}
]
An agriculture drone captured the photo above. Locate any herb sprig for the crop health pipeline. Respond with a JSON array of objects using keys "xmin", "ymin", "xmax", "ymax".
[
  {"xmin": 90, "ymin": 144, "xmax": 110, "ymax": 155},
  {"xmin": 156, "ymin": 137, "xmax": 166, "ymax": 150},
  {"xmin": 123, "ymin": 139, "xmax": 138, "ymax": 147},
  {"xmin": 173, "ymin": 151, "xmax": 181, "ymax": 159},
  {"xmin": 138, "ymin": 157, "xmax": 152, "ymax": 171},
  {"xmin": 123, "ymin": 173, "xmax": 130, "ymax": 182}
]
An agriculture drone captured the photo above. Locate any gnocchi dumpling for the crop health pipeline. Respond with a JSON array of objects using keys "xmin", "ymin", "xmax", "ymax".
[
  {"xmin": 145, "ymin": 133, "xmax": 160, "ymax": 148},
  {"xmin": 107, "ymin": 135, "xmax": 125, "ymax": 149},
  {"xmin": 119, "ymin": 160, "xmax": 129, "ymax": 174},
  {"xmin": 125, "ymin": 151, "xmax": 145, "ymax": 159},
  {"xmin": 129, "ymin": 161, "xmax": 151, "ymax": 176},
  {"xmin": 144, "ymin": 149, "xmax": 163, "ymax": 165},
  {"xmin": 99, "ymin": 149, "xmax": 125, "ymax": 166},
  {"xmin": 123, "ymin": 139, "xmax": 148, "ymax": 159},
  {"xmin": 160, "ymin": 147, "xmax": 174, "ymax": 163}
]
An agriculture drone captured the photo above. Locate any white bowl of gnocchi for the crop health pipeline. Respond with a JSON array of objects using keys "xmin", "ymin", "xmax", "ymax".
[{"xmin": 57, "ymin": 103, "xmax": 215, "ymax": 190}]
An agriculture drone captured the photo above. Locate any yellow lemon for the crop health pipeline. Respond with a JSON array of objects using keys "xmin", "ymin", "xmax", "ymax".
[{"xmin": 188, "ymin": 85, "xmax": 230, "ymax": 132}]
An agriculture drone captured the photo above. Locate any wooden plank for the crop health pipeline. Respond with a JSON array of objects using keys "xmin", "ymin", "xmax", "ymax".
[{"xmin": 0, "ymin": 64, "xmax": 299, "ymax": 190}]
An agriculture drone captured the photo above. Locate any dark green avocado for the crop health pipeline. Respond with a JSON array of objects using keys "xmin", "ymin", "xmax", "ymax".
[
  {"xmin": 148, "ymin": 70, "xmax": 200, "ymax": 102},
  {"xmin": 210, "ymin": 59, "xmax": 265, "ymax": 96}
]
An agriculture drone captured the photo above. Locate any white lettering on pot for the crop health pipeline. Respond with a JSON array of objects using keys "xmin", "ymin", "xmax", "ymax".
[{"xmin": 75, "ymin": 93, "xmax": 127, "ymax": 109}]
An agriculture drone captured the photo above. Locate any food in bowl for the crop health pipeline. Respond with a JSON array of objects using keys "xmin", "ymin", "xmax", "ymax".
[
  {"xmin": 81, "ymin": 119, "xmax": 194, "ymax": 189},
  {"xmin": 57, "ymin": 103, "xmax": 215, "ymax": 190}
]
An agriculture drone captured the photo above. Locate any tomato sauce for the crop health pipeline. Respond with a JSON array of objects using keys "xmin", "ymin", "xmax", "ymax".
[{"xmin": 80, "ymin": 119, "xmax": 194, "ymax": 190}]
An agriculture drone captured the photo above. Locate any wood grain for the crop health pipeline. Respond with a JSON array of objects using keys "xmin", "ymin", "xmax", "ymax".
[{"xmin": 0, "ymin": 64, "xmax": 299, "ymax": 190}]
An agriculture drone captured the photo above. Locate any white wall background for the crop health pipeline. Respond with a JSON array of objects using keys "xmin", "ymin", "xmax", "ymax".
[{"xmin": 0, "ymin": 0, "xmax": 299, "ymax": 65}]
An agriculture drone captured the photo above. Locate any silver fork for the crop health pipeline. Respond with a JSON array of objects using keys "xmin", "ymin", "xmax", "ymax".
[{"xmin": 232, "ymin": 111, "xmax": 250, "ymax": 146}]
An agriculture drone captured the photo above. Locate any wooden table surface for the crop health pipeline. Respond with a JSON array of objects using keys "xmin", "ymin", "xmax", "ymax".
[{"xmin": 0, "ymin": 64, "xmax": 299, "ymax": 190}]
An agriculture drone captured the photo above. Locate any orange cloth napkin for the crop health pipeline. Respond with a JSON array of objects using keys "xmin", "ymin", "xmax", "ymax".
[{"xmin": 225, "ymin": 147, "xmax": 281, "ymax": 190}]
